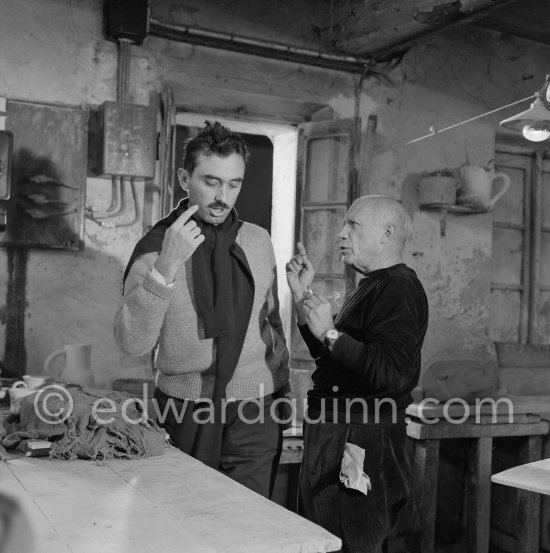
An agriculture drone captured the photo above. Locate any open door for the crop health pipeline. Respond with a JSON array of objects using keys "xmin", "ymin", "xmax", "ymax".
[{"xmin": 290, "ymin": 118, "xmax": 360, "ymax": 369}]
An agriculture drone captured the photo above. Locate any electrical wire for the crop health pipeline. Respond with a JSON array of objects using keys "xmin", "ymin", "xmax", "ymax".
[
  {"xmin": 148, "ymin": 18, "xmax": 374, "ymax": 74},
  {"xmin": 95, "ymin": 178, "xmax": 140, "ymax": 229},
  {"xmin": 85, "ymin": 176, "xmax": 124, "ymax": 219},
  {"xmin": 111, "ymin": 178, "xmax": 140, "ymax": 228},
  {"xmin": 117, "ymin": 39, "xmax": 132, "ymax": 103},
  {"xmin": 85, "ymin": 36, "xmax": 144, "ymax": 229},
  {"xmin": 406, "ymin": 95, "xmax": 536, "ymax": 144}
]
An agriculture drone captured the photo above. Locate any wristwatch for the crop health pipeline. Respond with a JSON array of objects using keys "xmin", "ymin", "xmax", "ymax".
[{"xmin": 323, "ymin": 329, "xmax": 341, "ymax": 349}]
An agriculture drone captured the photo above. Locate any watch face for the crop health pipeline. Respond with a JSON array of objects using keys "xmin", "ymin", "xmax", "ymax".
[{"xmin": 327, "ymin": 329, "xmax": 339, "ymax": 340}]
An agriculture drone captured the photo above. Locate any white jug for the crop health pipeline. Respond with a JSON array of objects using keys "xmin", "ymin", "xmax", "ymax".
[
  {"xmin": 44, "ymin": 343, "xmax": 95, "ymax": 387},
  {"xmin": 457, "ymin": 165, "xmax": 511, "ymax": 211}
]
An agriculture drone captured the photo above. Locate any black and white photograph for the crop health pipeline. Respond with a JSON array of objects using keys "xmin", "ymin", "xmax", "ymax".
[{"xmin": 1, "ymin": 1, "xmax": 550, "ymax": 552}]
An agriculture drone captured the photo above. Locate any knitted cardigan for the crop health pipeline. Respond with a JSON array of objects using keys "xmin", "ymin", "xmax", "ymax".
[{"xmin": 114, "ymin": 222, "xmax": 290, "ymax": 402}]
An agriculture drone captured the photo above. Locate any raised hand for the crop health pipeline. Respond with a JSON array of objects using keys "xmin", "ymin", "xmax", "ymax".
[
  {"xmin": 154, "ymin": 204, "xmax": 205, "ymax": 282},
  {"xmin": 286, "ymin": 242, "xmax": 315, "ymax": 298},
  {"xmin": 302, "ymin": 290, "xmax": 334, "ymax": 341}
]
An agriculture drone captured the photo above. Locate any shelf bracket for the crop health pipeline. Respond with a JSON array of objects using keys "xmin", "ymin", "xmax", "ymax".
[{"xmin": 439, "ymin": 207, "xmax": 447, "ymax": 237}]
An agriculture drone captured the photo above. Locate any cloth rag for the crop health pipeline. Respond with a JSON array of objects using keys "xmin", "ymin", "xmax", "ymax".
[
  {"xmin": 1, "ymin": 386, "xmax": 166, "ymax": 460},
  {"xmin": 339, "ymin": 441, "xmax": 372, "ymax": 495}
]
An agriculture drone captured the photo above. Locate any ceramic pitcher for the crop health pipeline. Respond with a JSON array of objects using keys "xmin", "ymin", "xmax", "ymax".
[
  {"xmin": 457, "ymin": 165, "xmax": 511, "ymax": 211},
  {"xmin": 44, "ymin": 343, "xmax": 95, "ymax": 387}
]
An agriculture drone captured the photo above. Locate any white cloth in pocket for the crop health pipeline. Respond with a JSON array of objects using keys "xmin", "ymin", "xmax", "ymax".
[{"xmin": 339, "ymin": 442, "xmax": 372, "ymax": 495}]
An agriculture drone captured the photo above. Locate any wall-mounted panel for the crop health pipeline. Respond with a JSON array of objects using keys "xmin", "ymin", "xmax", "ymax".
[{"xmin": 1, "ymin": 101, "xmax": 88, "ymax": 250}]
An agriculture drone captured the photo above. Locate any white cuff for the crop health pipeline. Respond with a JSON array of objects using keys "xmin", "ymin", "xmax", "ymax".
[{"xmin": 151, "ymin": 267, "xmax": 175, "ymax": 287}]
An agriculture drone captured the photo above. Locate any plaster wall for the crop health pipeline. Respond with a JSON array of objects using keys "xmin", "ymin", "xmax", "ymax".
[
  {"xmin": 362, "ymin": 28, "xmax": 550, "ymax": 371},
  {"xmin": 0, "ymin": 0, "xmax": 151, "ymax": 385},
  {"xmin": 0, "ymin": 0, "xmax": 548, "ymax": 388}
]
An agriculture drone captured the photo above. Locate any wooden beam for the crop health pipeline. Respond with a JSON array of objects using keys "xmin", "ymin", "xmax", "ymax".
[{"xmin": 169, "ymin": 81, "xmax": 326, "ymax": 125}]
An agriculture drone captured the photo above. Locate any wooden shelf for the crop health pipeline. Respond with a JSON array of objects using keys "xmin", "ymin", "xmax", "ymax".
[
  {"xmin": 420, "ymin": 202, "xmax": 487, "ymax": 214},
  {"xmin": 420, "ymin": 203, "xmax": 487, "ymax": 236}
]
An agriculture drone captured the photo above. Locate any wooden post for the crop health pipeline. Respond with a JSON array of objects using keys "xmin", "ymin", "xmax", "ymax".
[
  {"xmin": 466, "ymin": 437, "xmax": 492, "ymax": 553},
  {"xmin": 516, "ymin": 435, "xmax": 542, "ymax": 553},
  {"xmin": 412, "ymin": 439, "xmax": 439, "ymax": 553}
]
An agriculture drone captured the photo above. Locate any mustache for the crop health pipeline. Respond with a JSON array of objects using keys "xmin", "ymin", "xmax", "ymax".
[{"xmin": 208, "ymin": 202, "xmax": 230, "ymax": 210}]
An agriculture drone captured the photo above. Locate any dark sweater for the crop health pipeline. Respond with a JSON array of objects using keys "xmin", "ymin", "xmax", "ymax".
[{"xmin": 299, "ymin": 264, "xmax": 428, "ymax": 425}]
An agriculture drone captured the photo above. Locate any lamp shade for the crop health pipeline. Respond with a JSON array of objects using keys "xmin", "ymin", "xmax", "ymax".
[{"xmin": 500, "ymin": 97, "xmax": 550, "ymax": 131}]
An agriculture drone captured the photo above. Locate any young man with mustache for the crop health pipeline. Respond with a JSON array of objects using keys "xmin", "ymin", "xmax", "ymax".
[{"xmin": 115, "ymin": 121, "xmax": 289, "ymax": 498}]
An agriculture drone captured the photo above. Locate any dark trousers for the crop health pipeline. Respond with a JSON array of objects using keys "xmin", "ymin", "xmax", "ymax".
[
  {"xmin": 154, "ymin": 388, "xmax": 283, "ymax": 498},
  {"xmin": 299, "ymin": 421, "xmax": 411, "ymax": 553}
]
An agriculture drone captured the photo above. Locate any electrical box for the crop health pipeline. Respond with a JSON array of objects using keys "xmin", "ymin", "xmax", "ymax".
[
  {"xmin": 96, "ymin": 101, "xmax": 157, "ymax": 178},
  {"xmin": 104, "ymin": 0, "xmax": 150, "ymax": 45},
  {"xmin": 1, "ymin": 100, "xmax": 88, "ymax": 250},
  {"xmin": 0, "ymin": 130, "xmax": 12, "ymax": 200}
]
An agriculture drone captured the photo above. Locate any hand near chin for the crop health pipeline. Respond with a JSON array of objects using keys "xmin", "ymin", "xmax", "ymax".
[
  {"xmin": 155, "ymin": 204, "xmax": 205, "ymax": 282},
  {"xmin": 302, "ymin": 290, "xmax": 334, "ymax": 341}
]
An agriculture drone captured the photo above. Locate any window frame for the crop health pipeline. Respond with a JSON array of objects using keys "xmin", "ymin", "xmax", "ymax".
[{"xmin": 492, "ymin": 142, "xmax": 550, "ymax": 345}]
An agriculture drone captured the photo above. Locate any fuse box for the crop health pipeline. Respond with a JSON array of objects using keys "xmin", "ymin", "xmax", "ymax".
[
  {"xmin": 96, "ymin": 101, "xmax": 157, "ymax": 178},
  {"xmin": 0, "ymin": 130, "xmax": 12, "ymax": 200}
]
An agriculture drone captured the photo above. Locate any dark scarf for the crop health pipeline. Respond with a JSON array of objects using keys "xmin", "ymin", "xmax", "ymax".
[{"xmin": 123, "ymin": 198, "xmax": 255, "ymax": 403}]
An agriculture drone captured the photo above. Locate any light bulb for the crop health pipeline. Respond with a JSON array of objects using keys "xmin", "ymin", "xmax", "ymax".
[{"xmin": 522, "ymin": 122, "xmax": 550, "ymax": 142}]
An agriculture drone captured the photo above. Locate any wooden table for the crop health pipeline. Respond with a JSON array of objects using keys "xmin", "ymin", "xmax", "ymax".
[
  {"xmin": 492, "ymin": 458, "xmax": 550, "ymax": 553},
  {"xmin": 0, "ymin": 446, "xmax": 341, "ymax": 553},
  {"xmin": 492, "ymin": 457, "xmax": 550, "ymax": 495},
  {"xmin": 406, "ymin": 408, "xmax": 549, "ymax": 553}
]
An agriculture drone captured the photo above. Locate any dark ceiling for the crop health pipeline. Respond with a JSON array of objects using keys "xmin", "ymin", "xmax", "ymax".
[
  {"xmin": 327, "ymin": 0, "xmax": 550, "ymax": 60},
  {"xmin": 473, "ymin": 0, "xmax": 550, "ymax": 46},
  {"xmin": 147, "ymin": 0, "xmax": 550, "ymax": 73}
]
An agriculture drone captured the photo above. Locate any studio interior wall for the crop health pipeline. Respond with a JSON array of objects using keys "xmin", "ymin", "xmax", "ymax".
[{"xmin": 0, "ymin": 0, "xmax": 548, "ymax": 389}]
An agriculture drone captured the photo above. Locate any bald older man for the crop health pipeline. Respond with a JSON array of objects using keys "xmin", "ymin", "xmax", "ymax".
[{"xmin": 286, "ymin": 195, "xmax": 429, "ymax": 553}]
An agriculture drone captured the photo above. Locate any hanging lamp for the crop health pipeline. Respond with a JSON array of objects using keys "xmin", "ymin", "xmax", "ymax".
[{"xmin": 500, "ymin": 74, "xmax": 550, "ymax": 142}]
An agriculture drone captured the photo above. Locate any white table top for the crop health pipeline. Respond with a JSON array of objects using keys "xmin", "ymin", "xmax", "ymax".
[
  {"xmin": 0, "ymin": 446, "xmax": 341, "ymax": 553},
  {"xmin": 491, "ymin": 457, "xmax": 550, "ymax": 496}
]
